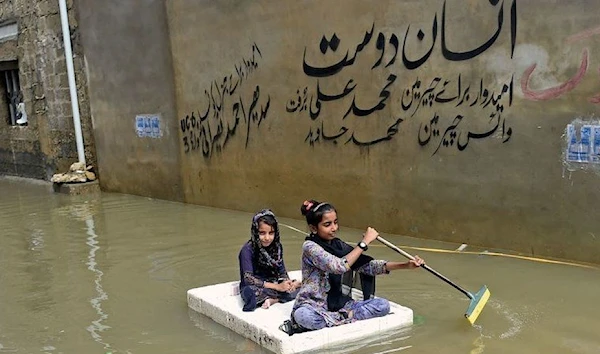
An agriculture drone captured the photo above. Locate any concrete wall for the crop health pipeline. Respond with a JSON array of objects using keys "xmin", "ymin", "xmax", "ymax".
[
  {"xmin": 71, "ymin": 0, "xmax": 600, "ymax": 264},
  {"xmin": 0, "ymin": 0, "xmax": 96, "ymax": 180},
  {"xmin": 76, "ymin": 0, "xmax": 183, "ymax": 201},
  {"xmin": 163, "ymin": 0, "xmax": 600, "ymax": 264}
]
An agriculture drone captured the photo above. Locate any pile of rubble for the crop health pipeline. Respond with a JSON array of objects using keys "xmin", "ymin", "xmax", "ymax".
[{"xmin": 51, "ymin": 162, "xmax": 96, "ymax": 183}]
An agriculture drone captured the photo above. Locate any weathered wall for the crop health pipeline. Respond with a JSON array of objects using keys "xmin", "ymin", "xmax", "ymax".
[
  {"xmin": 165, "ymin": 0, "xmax": 600, "ymax": 263},
  {"xmin": 0, "ymin": 0, "xmax": 96, "ymax": 180},
  {"xmin": 76, "ymin": 0, "xmax": 183, "ymax": 201}
]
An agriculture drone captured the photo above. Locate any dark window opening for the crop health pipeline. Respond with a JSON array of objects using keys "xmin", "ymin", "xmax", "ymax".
[{"xmin": 0, "ymin": 60, "xmax": 24, "ymax": 126}]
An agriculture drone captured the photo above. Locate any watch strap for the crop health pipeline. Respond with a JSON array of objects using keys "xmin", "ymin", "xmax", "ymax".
[{"xmin": 358, "ymin": 241, "xmax": 368, "ymax": 251}]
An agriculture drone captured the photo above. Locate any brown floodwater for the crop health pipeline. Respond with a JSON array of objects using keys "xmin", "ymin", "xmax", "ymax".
[{"xmin": 0, "ymin": 177, "xmax": 598, "ymax": 354}]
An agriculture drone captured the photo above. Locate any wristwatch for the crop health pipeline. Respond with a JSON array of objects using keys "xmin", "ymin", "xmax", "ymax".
[{"xmin": 357, "ymin": 241, "xmax": 368, "ymax": 251}]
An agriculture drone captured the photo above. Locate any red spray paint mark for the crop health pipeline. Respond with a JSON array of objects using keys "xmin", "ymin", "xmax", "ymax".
[
  {"xmin": 566, "ymin": 26, "xmax": 600, "ymax": 44},
  {"xmin": 520, "ymin": 49, "xmax": 589, "ymax": 101}
]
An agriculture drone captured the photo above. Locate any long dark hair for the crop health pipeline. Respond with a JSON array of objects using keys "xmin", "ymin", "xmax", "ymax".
[
  {"xmin": 299, "ymin": 199, "xmax": 336, "ymax": 228},
  {"xmin": 299, "ymin": 199, "xmax": 376, "ymax": 310}
]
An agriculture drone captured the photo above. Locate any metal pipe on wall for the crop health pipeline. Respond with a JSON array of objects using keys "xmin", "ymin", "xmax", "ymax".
[{"xmin": 59, "ymin": 0, "xmax": 86, "ymax": 165}]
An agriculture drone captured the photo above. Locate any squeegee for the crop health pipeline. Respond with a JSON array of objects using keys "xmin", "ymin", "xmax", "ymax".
[{"xmin": 377, "ymin": 236, "xmax": 490, "ymax": 325}]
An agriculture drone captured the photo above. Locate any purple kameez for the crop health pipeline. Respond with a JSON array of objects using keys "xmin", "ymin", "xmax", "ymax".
[{"xmin": 292, "ymin": 240, "xmax": 391, "ymax": 329}]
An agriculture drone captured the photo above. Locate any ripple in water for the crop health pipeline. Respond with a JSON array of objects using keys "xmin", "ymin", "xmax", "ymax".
[{"xmin": 84, "ymin": 217, "xmax": 111, "ymax": 352}]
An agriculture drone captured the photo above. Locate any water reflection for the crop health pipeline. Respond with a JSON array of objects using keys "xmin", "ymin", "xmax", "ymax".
[
  {"xmin": 85, "ymin": 216, "xmax": 111, "ymax": 351},
  {"xmin": 54, "ymin": 199, "xmax": 112, "ymax": 351}
]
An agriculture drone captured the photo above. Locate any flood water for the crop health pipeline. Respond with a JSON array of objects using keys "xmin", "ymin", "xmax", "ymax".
[{"xmin": 1, "ymin": 177, "xmax": 599, "ymax": 354}]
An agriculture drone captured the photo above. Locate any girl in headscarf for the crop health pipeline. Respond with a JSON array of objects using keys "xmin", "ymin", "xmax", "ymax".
[{"xmin": 238, "ymin": 209, "xmax": 300, "ymax": 311}]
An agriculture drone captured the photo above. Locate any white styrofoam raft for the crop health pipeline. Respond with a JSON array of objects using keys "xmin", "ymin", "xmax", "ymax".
[{"xmin": 187, "ymin": 270, "xmax": 414, "ymax": 354}]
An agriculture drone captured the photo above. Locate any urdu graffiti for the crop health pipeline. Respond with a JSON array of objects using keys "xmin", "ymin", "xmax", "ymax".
[
  {"xmin": 180, "ymin": 43, "xmax": 271, "ymax": 158},
  {"xmin": 287, "ymin": 0, "xmax": 518, "ymax": 155},
  {"xmin": 409, "ymin": 74, "xmax": 513, "ymax": 155}
]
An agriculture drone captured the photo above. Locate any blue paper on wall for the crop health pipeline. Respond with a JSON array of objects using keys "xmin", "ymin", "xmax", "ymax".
[
  {"xmin": 566, "ymin": 124, "xmax": 591, "ymax": 162},
  {"xmin": 135, "ymin": 114, "xmax": 161, "ymax": 138}
]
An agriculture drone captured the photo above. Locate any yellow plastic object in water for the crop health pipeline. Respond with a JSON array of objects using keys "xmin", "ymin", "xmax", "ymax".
[{"xmin": 465, "ymin": 286, "xmax": 491, "ymax": 325}]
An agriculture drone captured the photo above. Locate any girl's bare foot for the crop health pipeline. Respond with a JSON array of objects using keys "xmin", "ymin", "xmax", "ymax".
[{"xmin": 261, "ymin": 298, "xmax": 279, "ymax": 309}]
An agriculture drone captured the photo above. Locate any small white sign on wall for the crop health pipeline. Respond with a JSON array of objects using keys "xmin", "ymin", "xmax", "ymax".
[
  {"xmin": 591, "ymin": 125, "xmax": 600, "ymax": 163},
  {"xmin": 566, "ymin": 123, "xmax": 600, "ymax": 164},
  {"xmin": 135, "ymin": 114, "xmax": 161, "ymax": 138}
]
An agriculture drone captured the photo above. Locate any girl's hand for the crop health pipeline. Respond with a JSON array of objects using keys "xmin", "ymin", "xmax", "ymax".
[
  {"xmin": 289, "ymin": 279, "xmax": 301, "ymax": 292},
  {"xmin": 276, "ymin": 280, "xmax": 293, "ymax": 292},
  {"xmin": 362, "ymin": 227, "xmax": 379, "ymax": 245},
  {"xmin": 408, "ymin": 255, "xmax": 425, "ymax": 269}
]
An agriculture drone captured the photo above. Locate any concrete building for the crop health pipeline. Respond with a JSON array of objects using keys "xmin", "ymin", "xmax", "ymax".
[
  {"xmin": 2, "ymin": 0, "xmax": 600, "ymax": 264},
  {"xmin": 0, "ymin": 0, "xmax": 95, "ymax": 179}
]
